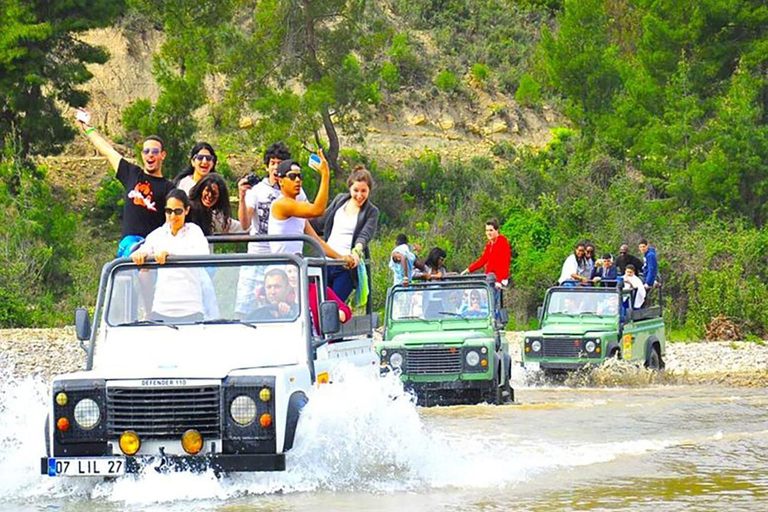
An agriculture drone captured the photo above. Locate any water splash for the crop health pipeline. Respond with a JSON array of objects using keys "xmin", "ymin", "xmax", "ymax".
[{"xmin": 0, "ymin": 360, "xmax": 680, "ymax": 510}]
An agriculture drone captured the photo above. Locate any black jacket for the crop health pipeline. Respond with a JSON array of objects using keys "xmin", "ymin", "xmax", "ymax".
[
  {"xmin": 312, "ymin": 193, "xmax": 379, "ymax": 257},
  {"xmin": 615, "ymin": 253, "xmax": 644, "ymax": 275}
]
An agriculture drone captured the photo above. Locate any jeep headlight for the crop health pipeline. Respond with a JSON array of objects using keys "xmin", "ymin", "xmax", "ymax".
[
  {"xmin": 531, "ymin": 340, "xmax": 542, "ymax": 352},
  {"xmin": 230, "ymin": 395, "xmax": 257, "ymax": 426},
  {"xmin": 389, "ymin": 352, "xmax": 403, "ymax": 368},
  {"xmin": 585, "ymin": 340, "xmax": 596, "ymax": 353},
  {"xmin": 73, "ymin": 398, "xmax": 100, "ymax": 430},
  {"xmin": 465, "ymin": 350, "xmax": 480, "ymax": 366}
]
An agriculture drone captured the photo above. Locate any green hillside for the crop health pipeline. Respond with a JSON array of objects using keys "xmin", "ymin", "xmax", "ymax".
[{"xmin": 1, "ymin": 0, "xmax": 767, "ymax": 339}]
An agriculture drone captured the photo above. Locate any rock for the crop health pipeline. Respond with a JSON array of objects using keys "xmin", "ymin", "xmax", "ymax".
[
  {"xmin": 366, "ymin": 126, "xmax": 381, "ymax": 133},
  {"xmin": 407, "ymin": 114, "xmax": 427, "ymax": 126},
  {"xmin": 488, "ymin": 120, "xmax": 508, "ymax": 134},
  {"xmin": 437, "ymin": 115, "xmax": 455, "ymax": 130},
  {"xmin": 706, "ymin": 315, "xmax": 742, "ymax": 341},
  {"xmin": 238, "ymin": 116, "xmax": 253, "ymax": 129}
]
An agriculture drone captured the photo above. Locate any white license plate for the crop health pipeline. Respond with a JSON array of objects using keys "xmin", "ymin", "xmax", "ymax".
[
  {"xmin": 48, "ymin": 457, "xmax": 126, "ymax": 477},
  {"xmin": 525, "ymin": 361, "xmax": 540, "ymax": 371}
]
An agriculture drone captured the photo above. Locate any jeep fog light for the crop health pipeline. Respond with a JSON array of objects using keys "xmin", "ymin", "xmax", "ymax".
[
  {"xmin": 259, "ymin": 387, "xmax": 271, "ymax": 402},
  {"xmin": 259, "ymin": 413, "xmax": 272, "ymax": 428},
  {"xmin": 182, "ymin": 429, "xmax": 203, "ymax": 455},
  {"xmin": 119, "ymin": 431, "xmax": 140, "ymax": 455},
  {"xmin": 231, "ymin": 395, "xmax": 257, "ymax": 426},
  {"xmin": 585, "ymin": 341, "xmax": 596, "ymax": 353},
  {"xmin": 465, "ymin": 350, "xmax": 480, "ymax": 366},
  {"xmin": 56, "ymin": 417, "xmax": 70, "ymax": 432},
  {"xmin": 55, "ymin": 392, "xmax": 68, "ymax": 406},
  {"xmin": 389, "ymin": 352, "xmax": 403, "ymax": 368},
  {"xmin": 531, "ymin": 340, "xmax": 542, "ymax": 352},
  {"xmin": 73, "ymin": 398, "xmax": 101, "ymax": 430}
]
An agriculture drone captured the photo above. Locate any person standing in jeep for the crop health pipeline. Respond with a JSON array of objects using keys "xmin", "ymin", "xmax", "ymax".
[
  {"xmin": 75, "ymin": 108, "xmax": 174, "ymax": 257},
  {"xmin": 461, "ymin": 219, "xmax": 511, "ymax": 306}
]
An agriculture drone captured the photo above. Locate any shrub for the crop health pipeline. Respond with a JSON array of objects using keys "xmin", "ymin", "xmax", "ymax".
[
  {"xmin": 470, "ymin": 63, "xmax": 491, "ymax": 84},
  {"xmin": 434, "ymin": 70, "xmax": 460, "ymax": 94},
  {"xmin": 515, "ymin": 73, "xmax": 541, "ymax": 106},
  {"xmin": 380, "ymin": 61, "xmax": 401, "ymax": 91}
]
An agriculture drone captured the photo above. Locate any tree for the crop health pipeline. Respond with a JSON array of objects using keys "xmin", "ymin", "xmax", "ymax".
[
  {"xmin": 220, "ymin": 0, "xmax": 386, "ymax": 170},
  {"xmin": 122, "ymin": 0, "xmax": 236, "ymax": 175},
  {"xmin": 0, "ymin": 0, "xmax": 124, "ymax": 156}
]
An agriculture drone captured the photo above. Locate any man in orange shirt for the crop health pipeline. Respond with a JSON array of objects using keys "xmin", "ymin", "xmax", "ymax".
[{"xmin": 462, "ymin": 219, "xmax": 511, "ymax": 306}]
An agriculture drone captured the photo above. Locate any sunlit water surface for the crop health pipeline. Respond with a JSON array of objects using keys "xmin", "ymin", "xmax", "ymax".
[{"xmin": 1, "ymin": 362, "xmax": 766, "ymax": 512}]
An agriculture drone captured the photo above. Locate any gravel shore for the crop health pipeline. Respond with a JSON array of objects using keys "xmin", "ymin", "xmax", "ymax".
[{"xmin": 1, "ymin": 328, "xmax": 767, "ymax": 386}]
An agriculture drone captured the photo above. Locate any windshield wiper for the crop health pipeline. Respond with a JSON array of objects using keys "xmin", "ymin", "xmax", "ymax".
[
  {"xmin": 194, "ymin": 319, "xmax": 258, "ymax": 330},
  {"xmin": 116, "ymin": 319, "xmax": 179, "ymax": 330},
  {"xmin": 438, "ymin": 311, "xmax": 463, "ymax": 317},
  {"xmin": 579, "ymin": 312, "xmax": 599, "ymax": 316},
  {"xmin": 396, "ymin": 315, "xmax": 428, "ymax": 322},
  {"xmin": 549, "ymin": 311, "xmax": 577, "ymax": 318}
]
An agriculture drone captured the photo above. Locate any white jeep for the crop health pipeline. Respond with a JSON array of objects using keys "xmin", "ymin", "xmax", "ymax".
[{"xmin": 40, "ymin": 235, "xmax": 378, "ymax": 477}]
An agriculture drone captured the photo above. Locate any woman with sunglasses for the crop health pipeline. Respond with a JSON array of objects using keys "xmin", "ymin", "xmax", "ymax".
[
  {"xmin": 131, "ymin": 189, "xmax": 212, "ymax": 322},
  {"xmin": 174, "ymin": 142, "xmax": 218, "ymax": 194},
  {"xmin": 188, "ymin": 174, "xmax": 241, "ymax": 235},
  {"xmin": 312, "ymin": 165, "xmax": 379, "ymax": 301},
  {"xmin": 268, "ymin": 150, "xmax": 352, "ymax": 266}
]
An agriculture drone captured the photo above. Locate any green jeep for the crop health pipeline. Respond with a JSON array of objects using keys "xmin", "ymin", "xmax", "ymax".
[
  {"xmin": 522, "ymin": 281, "xmax": 665, "ymax": 374},
  {"xmin": 378, "ymin": 276, "xmax": 514, "ymax": 406}
]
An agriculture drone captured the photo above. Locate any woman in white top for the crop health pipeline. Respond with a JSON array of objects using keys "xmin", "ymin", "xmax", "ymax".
[
  {"xmin": 174, "ymin": 142, "xmax": 217, "ymax": 194},
  {"xmin": 131, "ymin": 188, "xmax": 211, "ymax": 322},
  {"xmin": 313, "ymin": 166, "xmax": 379, "ymax": 301},
  {"xmin": 268, "ymin": 150, "xmax": 353, "ymax": 266}
]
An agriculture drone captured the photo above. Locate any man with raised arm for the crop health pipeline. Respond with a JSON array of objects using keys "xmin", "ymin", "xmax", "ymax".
[{"xmin": 75, "ymin": 108, "xmax": 174, "ymax": 257}]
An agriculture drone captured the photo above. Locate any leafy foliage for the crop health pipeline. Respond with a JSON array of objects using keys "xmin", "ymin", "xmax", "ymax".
[{"xmin": 0, "ymin": 0, "xmax": 123, "ymax": 156}]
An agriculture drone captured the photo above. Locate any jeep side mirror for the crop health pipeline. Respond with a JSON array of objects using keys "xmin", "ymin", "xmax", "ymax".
[
  {"xmin": 319, "ymin": 301, "xmax": 341, "ymax": 335},
  {"xmin": 371, "ymin": 312, "xmax": 380, "ymax": 329},
  {"xmin": 537, "ymin": 306, "xmax": 544, "ymax": 325},
  {"xmin": 74, "ymin": 308, "xmax": 91, "ymax": 342}
]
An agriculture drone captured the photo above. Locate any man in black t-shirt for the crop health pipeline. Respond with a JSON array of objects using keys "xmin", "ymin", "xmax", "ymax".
[
  {"xmin": 75, "ymin": 108, "xmax": 174, "ymax": 256},
  {"xmin": 615, "ymin": 244, "xmax": 645, "ymax": 277}
]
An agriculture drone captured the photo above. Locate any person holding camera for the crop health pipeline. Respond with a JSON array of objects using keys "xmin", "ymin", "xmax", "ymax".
[{"xmin": 74, "ymin": 108, "xmax": 174, "ymax": 257}]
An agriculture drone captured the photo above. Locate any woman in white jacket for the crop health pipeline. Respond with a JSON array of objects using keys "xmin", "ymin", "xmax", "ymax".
[{"xmin": 131, "ymin": 188, "xmax": 211, "ymax": 322}]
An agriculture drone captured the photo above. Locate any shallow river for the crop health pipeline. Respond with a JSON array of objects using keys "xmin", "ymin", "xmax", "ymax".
[{"xmin": 1, "ymin": 367, "xmax": 766, "ymax": 512}]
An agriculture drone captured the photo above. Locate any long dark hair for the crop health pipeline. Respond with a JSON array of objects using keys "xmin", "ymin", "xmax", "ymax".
[
  {"xmin": 425, "ymin": 247, "xmax": 447, "ymax": 269},
  {"xmin": 187, "ymin": 174, "xmax": 232, "ymax": 235},
  {"xmin": 173, "ymin": 142, "xmax": 218, "ymax": 186}
]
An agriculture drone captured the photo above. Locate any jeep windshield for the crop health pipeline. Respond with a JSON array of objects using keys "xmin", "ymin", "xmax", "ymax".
[
  {"xmin": 93, "ymin": 259, "xmax": 309, "ymax": 372},
  {"xmin": 546, "ymin": 290, "xmax": 619, "ymax": 317},
  {"xmin": 390, "ymin": 286, "xmax": 491, "ymax": 321}
]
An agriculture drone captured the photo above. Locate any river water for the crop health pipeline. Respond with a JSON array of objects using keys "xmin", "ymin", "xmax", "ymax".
[{"xmin": 1, "ymin": 364, "xmax": 766, "ymax": 512}]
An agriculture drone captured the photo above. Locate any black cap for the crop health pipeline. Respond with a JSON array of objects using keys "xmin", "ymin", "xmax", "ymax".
[{"xmin": 276, "ymin": 159, "xmax": 301, "ymax": 177}]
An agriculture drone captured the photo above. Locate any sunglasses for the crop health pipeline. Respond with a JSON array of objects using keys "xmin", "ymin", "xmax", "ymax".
[
  {"xmin": 142, "ymin": 148, "xmax": 162, "ymax": 155},
  {"xmin": 194, "ymin": 154, "xmax": 215, "ymax": 162},
  {"xmin": 164, "ymin": 207, "xmax": 185, "ymax": 216},
  {"xmin": 284, "ymin": 172, "xmax": 303, "ymax": 181}
]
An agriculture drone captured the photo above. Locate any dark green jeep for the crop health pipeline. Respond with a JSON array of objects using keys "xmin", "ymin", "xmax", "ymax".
[
  {"xmin": 378, "ymin": 276, "xmax": 513, "ymax": 406},
  {"xmin": 522, "ymin": 281, "xmax": 665, "ymax": 374}
]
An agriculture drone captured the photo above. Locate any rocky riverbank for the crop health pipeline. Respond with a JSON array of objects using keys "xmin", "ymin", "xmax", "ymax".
[{"xmin": 1, "ymin": 328, "xmax": 767, "ymax": 386}]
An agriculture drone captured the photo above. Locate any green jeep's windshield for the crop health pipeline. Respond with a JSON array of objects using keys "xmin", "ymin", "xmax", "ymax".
[
  {"xmin": 105, "ymin": 261, "xmax": 302, "ymax": 327},
  {"xmin": 547, "ymin": 290, "xmax": 619, "ymax": 317},
  {"xmin": 390, "ymin": 286, "xmax": 491, "ymax": 321}
]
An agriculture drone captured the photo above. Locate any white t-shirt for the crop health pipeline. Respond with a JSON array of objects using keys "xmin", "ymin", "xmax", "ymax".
[
  {"xmin": 244, "ymin": 178, "xmax": 306, "ymax": 254},
  {"xmin": 326, "ymin": 200, "xmax": 356, "ymax": 256},
  {"xmin": 267, "ymin": 197, "xmax": 307, "ymax": 254},
  {"xmin": 558, "ymin": 254, "xmax": 579, "ymax": 284},
  {"xmin": 177, "ymin": 175, "xmax": 197, "ymax": 195},
  {"xmin": 623, "ymin": 274, "xmax": 647, "ymax": 309},
  {"xmin": 142, "ymin": 222, "xmax": 211, "ymax": 317}
]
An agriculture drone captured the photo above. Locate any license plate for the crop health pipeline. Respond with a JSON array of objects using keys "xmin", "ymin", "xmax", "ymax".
[
  {"xmin": 48, "ymin": 457, "xmax": 126, "ymax": 477},
  {"xmin": 525, "ymin": 361, "xmax": 540, "ymax": 371}
]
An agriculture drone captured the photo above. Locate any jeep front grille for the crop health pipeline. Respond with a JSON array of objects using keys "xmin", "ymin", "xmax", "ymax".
[
  {"xmin": 107, "ymin": 387, "xmax": 221, "ymax": 438},
  {"xmin": 404, "ymin": 347, "xmax": 463, "ymax": 375},
  {"xmin": 543, "ymin": 338, "xmax": 584, "ymax": 358}
]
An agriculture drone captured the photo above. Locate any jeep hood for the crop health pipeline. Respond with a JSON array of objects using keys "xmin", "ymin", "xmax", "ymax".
[
  {"xmin": 389, "ymin": 330, "xmax": 491, "ymax": 346},
  {"xmin": 540, "ymin": 321, "xmax": 609, "ymax": 336}
]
